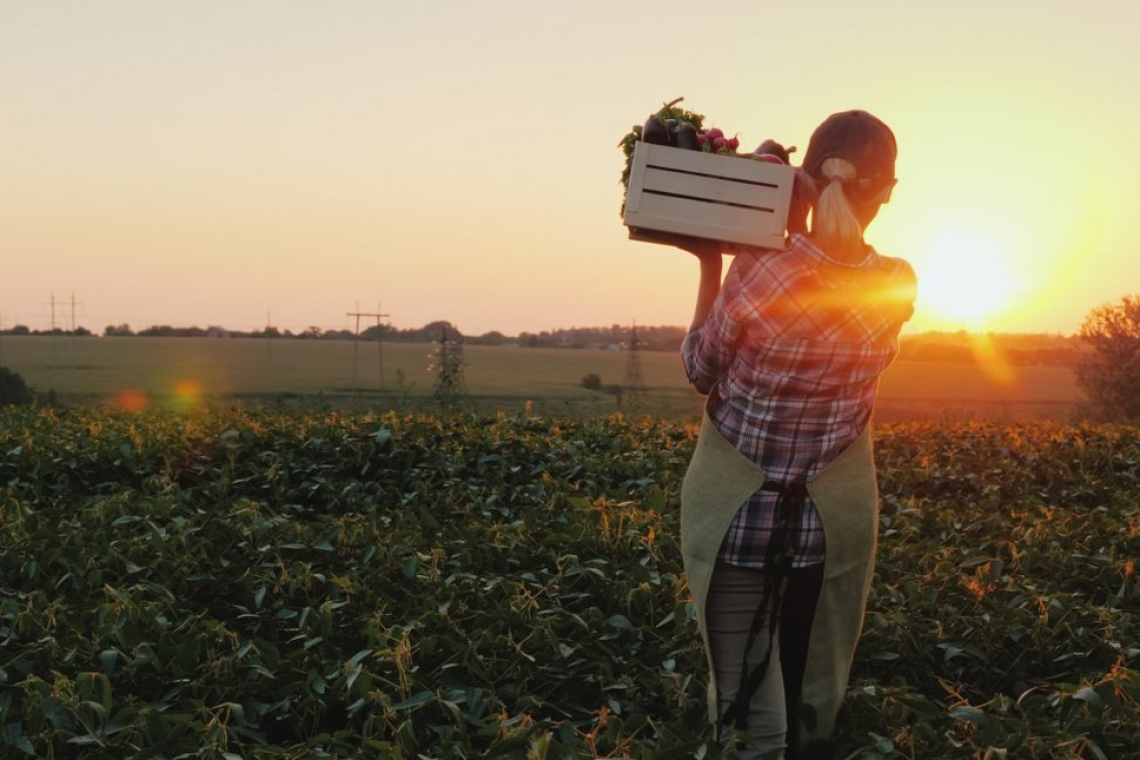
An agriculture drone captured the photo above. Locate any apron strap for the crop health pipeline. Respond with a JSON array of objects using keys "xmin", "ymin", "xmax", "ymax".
[{"xmin": 721, "ymin": 480, "xmax": 809, "ymax": 731}]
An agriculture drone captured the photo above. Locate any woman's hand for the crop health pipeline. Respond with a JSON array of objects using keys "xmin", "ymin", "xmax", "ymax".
[{"xmin": 675, "ymin": 236, "xmax": 723, "ymax": 260}]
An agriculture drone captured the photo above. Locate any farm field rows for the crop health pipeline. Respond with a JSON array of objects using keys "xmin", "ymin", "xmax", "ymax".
[
  {"xmin": 1, "ymin": 336, "xmax": 1081, "ymax": 421},
  {"xmin": 1, "ymin": 407, "xmax": 1137, "ymax": 758}
]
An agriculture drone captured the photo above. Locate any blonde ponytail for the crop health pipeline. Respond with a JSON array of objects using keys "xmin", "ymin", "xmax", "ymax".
[{"xmin": 810, "ymin": 157, "xmax": 864, "ymax": 255}]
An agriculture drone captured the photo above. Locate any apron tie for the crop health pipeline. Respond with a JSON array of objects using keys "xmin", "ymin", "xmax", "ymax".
[{"xmin": 722, "ymin": 479, "xmax": 809, "ymax": 731}]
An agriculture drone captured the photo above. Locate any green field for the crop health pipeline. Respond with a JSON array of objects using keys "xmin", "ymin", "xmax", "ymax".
[
  {"xmin": 1, "ymin": 335, "xmax": 1081, "ymax": 420},
  {"xmin": 2, "ymin": 408, "xmax": 1137, "ymax": 758}
]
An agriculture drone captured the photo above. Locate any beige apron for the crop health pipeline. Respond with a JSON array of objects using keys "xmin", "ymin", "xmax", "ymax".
[{"xmin": 680, "ymin": 413, "xmax": 879, "ymax": 744}]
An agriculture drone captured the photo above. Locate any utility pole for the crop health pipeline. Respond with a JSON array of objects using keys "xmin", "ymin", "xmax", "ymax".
[
  {"xmin": 346, "ymin": 302, "xmax": 390, "ymax": 390},
  {"xmin": 623, "ymin": 320, "xmax": 647, "ymax": 406},
  {"xmin": 47, "ymin": 291, "xmax": 58, "ymax": 368},
  {"xmin": 69, "ymin": 292, "xmax": 80, "ymax": 367},
  {"xmin": 265, "ymin": 309, "xmax": 274, "ymax": 364}
]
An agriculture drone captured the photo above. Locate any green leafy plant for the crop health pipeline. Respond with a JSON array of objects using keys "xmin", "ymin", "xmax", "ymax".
[
  {"xmin": 1, "ymin": 409, "xmax": 1137, "ymax": 757},
  {"xmin": 0, "ymin": 366, "xmax": 33, "ymax": 406}
]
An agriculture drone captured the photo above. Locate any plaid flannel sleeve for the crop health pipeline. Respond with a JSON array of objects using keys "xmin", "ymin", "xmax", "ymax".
[{"xmin": 681, "ymin": 263, "xmax": 748, "ymax": 395}]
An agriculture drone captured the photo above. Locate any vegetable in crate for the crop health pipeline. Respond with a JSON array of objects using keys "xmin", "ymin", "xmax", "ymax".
[
  {"xmin": 618, "ymin": 96, "xmax": 706, "ymax": 196},
  {"xmin": 641, "ymin": 114, "xmax": 672, "ymax": 145},
  {"xmin": 675, "ymin": 122, "xmax": 702, "ymax": 151},
  {"xmin": 698, "ymin": 127, "xmax": 742, "ymax": 154},
  {"xmin": 753, "ymin": 138, "xmax": 796, "ymax": 164}
]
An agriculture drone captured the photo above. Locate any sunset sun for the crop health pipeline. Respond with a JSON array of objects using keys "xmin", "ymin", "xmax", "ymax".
[{"xmin": 912, "ymin": 229, "xmax": 1017, "ymax": 331}]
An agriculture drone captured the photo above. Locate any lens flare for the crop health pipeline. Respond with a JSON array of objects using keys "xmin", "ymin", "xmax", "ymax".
[
  {"xmin": 965, "ymin": 332, "xmax": 1015, "ymax": 385},
  {"xmin": 114, "ymin": 390, "xmax": 149, "ymax": 412},
  {"xmin": 173, "ymin": 380, "xmax": 204, "ymax": 410}
]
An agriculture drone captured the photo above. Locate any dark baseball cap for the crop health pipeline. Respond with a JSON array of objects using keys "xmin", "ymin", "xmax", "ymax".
[{"xmin": 802, "ymin": 110, "xmax": 897, "ymax": 190}]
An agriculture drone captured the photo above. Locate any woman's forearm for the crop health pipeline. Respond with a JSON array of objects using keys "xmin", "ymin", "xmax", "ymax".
[{"xmin": 690, "ymin": 253, "xmax": 724, "ymax": 331}]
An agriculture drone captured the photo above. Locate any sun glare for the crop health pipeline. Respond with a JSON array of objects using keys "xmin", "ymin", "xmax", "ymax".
[{"xmin": 912, "ymin": 230, "xmax": 1018, "ymax": 331}]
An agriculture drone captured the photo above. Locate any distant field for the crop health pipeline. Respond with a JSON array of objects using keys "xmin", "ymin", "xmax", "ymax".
[
  {"xmin": 0, "ymin": 335, "xmax": 1081, "ymax": 420},
  {"xmin": 876, "ymin": 359, "xmax": 1079, "ymax": 422}
]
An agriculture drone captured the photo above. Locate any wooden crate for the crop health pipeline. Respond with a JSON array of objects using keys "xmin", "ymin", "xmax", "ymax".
[{"xmin": 623, "ymin": 141, "xmax": 794, "ymax": 250}]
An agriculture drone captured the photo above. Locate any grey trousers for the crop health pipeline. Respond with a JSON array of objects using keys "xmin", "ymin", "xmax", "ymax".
[{"xmin": 706, "ymin": 560, "xmax": 825, "ymax": 760}]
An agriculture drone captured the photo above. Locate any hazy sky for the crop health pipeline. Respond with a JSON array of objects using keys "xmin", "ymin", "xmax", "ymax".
[{"xmin": 3, "ymin": 1, "xmax": 1138, "ymax": 337}]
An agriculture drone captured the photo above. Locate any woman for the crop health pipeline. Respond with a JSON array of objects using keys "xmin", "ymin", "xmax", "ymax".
[{"xmin": 678, "ymin": 109, "xmax": 916, "ymax": 759}]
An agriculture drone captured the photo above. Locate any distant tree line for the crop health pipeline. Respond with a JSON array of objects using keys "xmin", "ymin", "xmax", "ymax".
[
  {"xmin": 1, "ymin": 321, "xmax": 477, "ymax": 342},
  {"xmin": 516, "ymin": 324, "xmax": 687, "ymax": 351},
  {"xmin": 0, "ymin": 325, "xmax": 94, "ymax": 337},
  {"xmin": 0, "ymin": 322, "xmax": 1088, "ymax": 365},
  {"xmin": 0, "ymin": 320, "xmax": 685, "ymax": 350},
  {"xmin": 896, "ymin": 332, "xmax": 1085, "ymax": 367}
]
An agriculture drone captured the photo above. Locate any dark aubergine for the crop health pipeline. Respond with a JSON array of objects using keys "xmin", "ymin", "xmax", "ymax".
[
  {"xmin": 641, "ymin": 115, "xmax": 672, "ymax": 145},
  {"xmin": 675, "ymin": 122, "xmax": 701, "ymax": 150}
]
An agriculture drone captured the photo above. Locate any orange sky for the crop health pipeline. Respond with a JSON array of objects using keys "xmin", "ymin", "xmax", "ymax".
[{"xmin": 3, "ymin": 1, "xmax": 1138, "ymax": 337}]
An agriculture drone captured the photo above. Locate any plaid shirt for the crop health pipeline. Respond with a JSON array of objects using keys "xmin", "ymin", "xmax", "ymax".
[{"xmin": 682, "ymin": 234, "xmax": 915, "ymax": 568}]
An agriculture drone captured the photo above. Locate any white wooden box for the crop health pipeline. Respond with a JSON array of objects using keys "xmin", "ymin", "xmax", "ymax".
[{"xmin": 623, "ymin": 141, "xmax": 794, "ymax": 249}]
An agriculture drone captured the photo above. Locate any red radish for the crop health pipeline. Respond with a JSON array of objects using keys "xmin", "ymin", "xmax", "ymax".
[
  {"xmin": 727, "ymin": 135, "xmax": 740, "ymax": 151},
  {"xmin": 712, "ymin": 136, "xmax": 728, "ymax": 152},
  {"xmin": 705, "ymin": 127, "xmax": 724, "ymax": 141}
]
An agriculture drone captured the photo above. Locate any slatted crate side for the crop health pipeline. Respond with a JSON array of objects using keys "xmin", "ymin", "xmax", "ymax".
[
  {"xmin": 639, "ymin": 164, "xmax": 781, "ymax": 208},
  {"xmin": 628, "ymin": 193, "xmax": 787, "ymax": 249},
  {"xmin": 623, "ymin": 141, "xmax": 794, "ymax": 249}
]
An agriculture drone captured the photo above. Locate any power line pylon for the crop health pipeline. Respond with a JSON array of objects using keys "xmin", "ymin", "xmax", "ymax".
[
  {"xmin": 44, "ymin": 291, "xmax": 81, "ymax": 369},
  {"xmin": 623, "ymin": 321, "xmax": 647, "ymax": 405},
  {"xmin": 265, "ymin": 309, "xmax": 275, "ymax": 364},
  {"xmin": 347, "ymin": 302, "xmax": 390, "ymax": 390}
]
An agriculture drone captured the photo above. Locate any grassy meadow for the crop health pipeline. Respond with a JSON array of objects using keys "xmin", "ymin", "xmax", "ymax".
[{"xmin": 0, "ymin": 335, "xmax": 1081, "ymax": 421}]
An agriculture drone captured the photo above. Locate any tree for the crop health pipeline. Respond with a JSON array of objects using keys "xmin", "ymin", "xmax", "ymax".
[
  {"xmin": 582, "ymin": 373, "xmax": 603, "ymax": 392},
  {"xmin": 0, "ymin": 366, "xmax": 33, "ymax": 406},
  {"xmin": 430, "ymin": 326, "xmax": 466, "ymax": 412},
  {"xmin": 1075, "ymin": 294, "xmax": 1140, "ymax": 421}
]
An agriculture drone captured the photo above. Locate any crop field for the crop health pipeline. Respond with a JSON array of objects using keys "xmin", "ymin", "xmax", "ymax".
[
  {"xmin": 2, "ymin": 406, "xmax": 1137, "ymax": 758},
  {"xmin": 1, "ymin": 336, "xmax": 1081, "ymax": 421}
]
